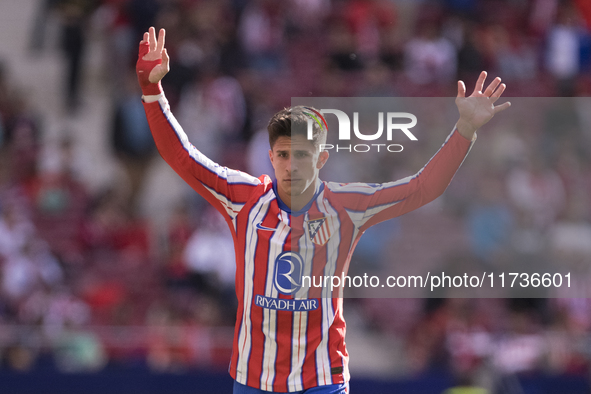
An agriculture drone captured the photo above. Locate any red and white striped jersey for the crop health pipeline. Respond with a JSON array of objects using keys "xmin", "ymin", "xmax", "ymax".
[{"xmin": 143, "ymin": 93, "xmax": 474, "ymax": 392}]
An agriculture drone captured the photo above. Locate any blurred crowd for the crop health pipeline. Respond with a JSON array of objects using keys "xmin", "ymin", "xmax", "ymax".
[{"xmin": 0, "ymin": 0, "xmax": 591, "ymax": 388}]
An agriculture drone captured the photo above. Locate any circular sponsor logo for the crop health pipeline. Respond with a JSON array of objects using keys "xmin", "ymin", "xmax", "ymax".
[{"xmin": 274, "ymin": 251, "xmax": 303, "ymax": 295}]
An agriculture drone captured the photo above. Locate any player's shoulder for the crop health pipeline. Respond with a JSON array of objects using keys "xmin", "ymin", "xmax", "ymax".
[
  {"xmin": 324, "ymin": 180, "xmax": 382, "ymax": 195},
  {"xmin": 224, "ymin": 168, "xmax": 267, "ymax": 187},
  {"xmin": 259, "ymin": 174, "xmax": 273, "ymax": 189},
  {"xmin": 241, "ymin": 173, "xmax": 272, "ymax": 196}
]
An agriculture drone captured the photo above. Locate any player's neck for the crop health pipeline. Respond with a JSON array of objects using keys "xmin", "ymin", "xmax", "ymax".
[{"xmin": 278, "ymin": 180, "xmax": 319, "ymax": 212}]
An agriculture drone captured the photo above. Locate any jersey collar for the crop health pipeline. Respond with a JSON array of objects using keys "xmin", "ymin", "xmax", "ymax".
[{"xmin": 272, "ymin": 179, "xmax": 324, "ymax": 217}]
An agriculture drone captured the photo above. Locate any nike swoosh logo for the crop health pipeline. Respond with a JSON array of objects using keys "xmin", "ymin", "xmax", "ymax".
[{"xmin": 256, "ymin": 223, "xmax": 277, "ymax": 231}]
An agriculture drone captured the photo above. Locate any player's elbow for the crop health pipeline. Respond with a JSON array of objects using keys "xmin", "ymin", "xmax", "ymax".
[{"xmin": 420, "ymin": 181, "xmax": 451, "ymax": 204}]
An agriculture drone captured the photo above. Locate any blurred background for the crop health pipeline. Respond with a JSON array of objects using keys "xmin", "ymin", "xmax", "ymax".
[{"xmin": 0, "ymin": 0, "xmax": 591, "ymax": 393}]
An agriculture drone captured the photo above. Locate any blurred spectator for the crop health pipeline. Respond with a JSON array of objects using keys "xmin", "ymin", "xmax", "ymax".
[
  {"xmin": 404, "ymin": 20, "xmax": 457, "ymax": 86},
  {"xmin": 29, "ymin": 0, "xmax": 62, "ymax": 53},
  {"xmin": 444, "ymin": 299, "xmax": 492, "ymax": 377},
  {"xmin": 0, "ymin": 200, "xmax": 35, "ymax": 260},
  {"xmin": 127, "ymin": 0, "xmax": 160, "ymax": 47},
  {"xmin": 1, "ymin": 241, "xmax": 40, "ymax": 302},
  {"xmin": 575, "ymin": 0, "xmax": 591, "ymax": 30},
  {"xmin": 112, "ymin": 72, "xmax": 156, "ymax": 208},
  {"xmin": 550, "ymin": 194, "xmax": 591, "ymax": 259},
  {"xmin": 495, "ymin": 26, "xmax": 538, "ymax": 82},
  {"xmin": 455, "ymin": 21, "xmax": 485, "ymax": 83},
  {"xmin": 183, "ymin": 207, "xmax": 235, "ymax": 298},
  {"xmin": 57, "ymin": 0, "xmax": 98, "ymax": 112},
  {"xmin": 506, "ymin": 156, "xmax": 566, "ymax": 232},
  {"xmin": 545, "ymin": 4, "xmax": 585, "ymax": 96},
  {"xmin": 286, "ymin": 0, "xmax": 330, "ymax": 36},
  {"xmin": 95, "ymin": 0, "xmax": 137, "ymax": 96},
  {"xmin": 25, "ymin": 138, "xmax": 89, "ymax": 264},
  {"xmin": 238, "ymin": 0, "xmax": 286, "ymax": 73},
  {"xmin": 406, "ymin": 299, "xmax": 450, "ymax": 373},
  {"xmin": 529, "ymin": 0, "xmax": 559, "ymax": 36},
  {"xmin": 544, "ymin": 306, "xmax": 589, "ymax": 375},
  {"xmin": 80, "ymin": 274, "xmax": 127, "ymax": 325},
  {"xmin": 53, "ymin": 323, "xmax": 106, "ymax": 372},
  {"xmin": 176, "ymin": 70, "xmax": 246, "ymax": 161},
  {"xmin": 2, "ymin": 96, "xmax": 40, "ymax": 185},
  {"xmin": 246, "ymin": 128, "xmax": 274, "ymax": 178},
  {"xmin": 327, "ymin": 20, "xmax": 365, "ymax": 72},
  {"xmin": 43, "ymin": 289, "xmax": 90, "ymax": 335},
  {"xmin": 492, "ymin": 312, "xmax": 544, "ymax": 374},
  {"xmin": 340, "ymin": 0, "xmax": 397, "ymax": 62}
]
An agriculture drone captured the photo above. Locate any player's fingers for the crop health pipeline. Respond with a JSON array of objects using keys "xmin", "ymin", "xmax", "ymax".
[
  {"xmin": 457, "ymin": 80, "xmax": 466, "ymax": 98},
  {"xmin": 139, "ymin": 32, "xmax": 150, "ymax": 58},
  {"xmin": 149, "ymin": 26, "xmax": 157, "ymax": 52},
  {"xmin": 491, "ymin": 83, "xmax": 506, "ymax": 103},
  {"xmin": 474, "ymin": 71, "xmax": 487, "ymax": 94},
  {"xmin": 162, "ymin": 48, "xmax": 170, "ymax": 70},
  {"xmin": 156, "ymin": 28, "xmax": 166, "ymax": 54},
  {"xmin": 484, "ymin": 77, "xmax": 501, "ymax": 97},
  {"xmin": 493, "ymin": 101, "xmax": 511, "ymax": 114}
]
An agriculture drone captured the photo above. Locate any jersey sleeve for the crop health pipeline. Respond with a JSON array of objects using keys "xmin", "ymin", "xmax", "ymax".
[
  {"xmin": 326, "ymin": 127, "xmax": 475, "ymax": 232},
  {"xmin": 142, "ymin": 93, "xmax": 262, "ymax": 220}
]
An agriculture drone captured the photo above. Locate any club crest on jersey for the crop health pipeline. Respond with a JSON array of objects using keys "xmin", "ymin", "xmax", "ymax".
[
  {"xmin": 274, "ymin": 251, "xmax": 304, "ymax": 295},
  {"xmin": 306, "ymin": 215, "xmax": 332, "ymax": 246}
]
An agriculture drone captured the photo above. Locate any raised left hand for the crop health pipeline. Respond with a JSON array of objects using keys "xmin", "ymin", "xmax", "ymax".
[{"xmin": 455, "ymin": 71, "xmax": 511, "ymax": 140}]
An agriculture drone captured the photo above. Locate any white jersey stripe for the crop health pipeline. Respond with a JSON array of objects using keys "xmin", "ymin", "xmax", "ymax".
[{"xmin": 327, "ymin": 183, "xmax": 379, "ymax": 194}]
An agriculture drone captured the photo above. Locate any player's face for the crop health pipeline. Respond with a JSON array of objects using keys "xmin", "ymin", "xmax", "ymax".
[{"xmin": 269, "ymin": 135, "xmax": 329, "ymax": 205}]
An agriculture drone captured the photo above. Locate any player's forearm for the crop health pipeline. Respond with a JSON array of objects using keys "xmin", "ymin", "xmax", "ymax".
[
  {"xmin": 142, "ymin": 94, "xmax": 187, "ymax": 169},
  {"xmin": 369, "ymin": 127, "xmax": 472, "ymax": 207},
  {"xmin": 412, "ymin": 127, "xmax": 473, "ymax": 199}
]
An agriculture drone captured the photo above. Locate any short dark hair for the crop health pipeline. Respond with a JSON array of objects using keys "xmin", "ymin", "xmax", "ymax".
[{"xmin": 267, "ymin": 106, "xmax": 327, "ymax": 149}]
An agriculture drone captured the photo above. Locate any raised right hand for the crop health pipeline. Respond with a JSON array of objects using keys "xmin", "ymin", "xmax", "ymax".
[{"xmin": 136, "ymin": 27, "xmax": 170, "ymax": 95}]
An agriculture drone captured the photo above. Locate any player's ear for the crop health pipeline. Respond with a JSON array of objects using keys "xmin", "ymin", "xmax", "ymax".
[
  {"xmin": 316, "ymin": 150, "xmax": 329, "ymax": 169},
  {"xmin": 268, "ymin": 149, "xmax": 275, "ymax": 168}
]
